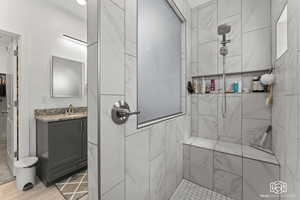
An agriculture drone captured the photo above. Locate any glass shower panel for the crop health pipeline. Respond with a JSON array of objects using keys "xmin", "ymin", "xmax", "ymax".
[{"xmin": 138, "ymin": 0, "xmax": 183, "ymax": 124}]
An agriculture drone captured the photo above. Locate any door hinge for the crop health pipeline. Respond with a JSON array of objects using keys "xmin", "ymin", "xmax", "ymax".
[
  {"xmin": 13, "ymin": 49, "xmax": 18, "ymax": 56},
  {"xmin": 14, "ymin": 151, "xmax": 18, "ymax": 158}
]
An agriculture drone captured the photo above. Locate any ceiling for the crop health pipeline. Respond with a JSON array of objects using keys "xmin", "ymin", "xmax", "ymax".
[
  {"xmin": 187, "ymin": 0, "xmax": 212, "ymax": 8},
  {"xmin": 46, "ymin": 0, "xmax": 86, "ymax": 21}
]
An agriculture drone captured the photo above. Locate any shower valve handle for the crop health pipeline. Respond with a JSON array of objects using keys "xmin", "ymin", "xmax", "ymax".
[
  {"xmin": 117, "ymin": 108, "xmax": 140, "ymax": 118},
  {"xmin": 111, "ymin": 100, "xmax": 140, "ymax": 125}
]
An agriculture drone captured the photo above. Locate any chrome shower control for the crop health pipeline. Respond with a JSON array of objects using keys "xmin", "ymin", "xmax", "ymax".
[{"xmin": 111, "ymin": 100, "xmax": 140, "ymax": 125}]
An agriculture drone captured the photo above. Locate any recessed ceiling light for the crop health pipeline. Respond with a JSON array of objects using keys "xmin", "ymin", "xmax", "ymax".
[{"xmin": 76, "ymin": 0, "xmax": 87, "ymax": 6}]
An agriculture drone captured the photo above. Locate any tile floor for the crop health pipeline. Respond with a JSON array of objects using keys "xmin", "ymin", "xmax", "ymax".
[{"xmin": 170, "ymin": 179, "xmax": 234, "ymax": 200}]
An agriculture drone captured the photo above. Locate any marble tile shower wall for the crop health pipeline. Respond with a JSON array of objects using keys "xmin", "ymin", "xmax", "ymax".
[
  {"xmin": 191, "ymin": 0, "xmax": 272, "ymax": 145},
  {"xmin": 87, "ymin": 0, "xmax": 192, "ymax": 200},
  {"xmin": 271, "ymin": 0, "xmax": 300, "ymax": 199}
]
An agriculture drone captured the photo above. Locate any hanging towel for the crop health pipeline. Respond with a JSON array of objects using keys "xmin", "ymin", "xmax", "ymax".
[
  {"xmin": 0, "ymin": 79, "xmax": 5, "ymax": 97},
  {"xmin": 0, "ymin": 80, "xmax": 4, "ymax": 97}
]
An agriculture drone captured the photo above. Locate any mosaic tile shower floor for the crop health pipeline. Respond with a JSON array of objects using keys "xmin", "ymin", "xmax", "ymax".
[{"xmin": 170, "ymin": 179, "xmax": 234, "ymax": 200}]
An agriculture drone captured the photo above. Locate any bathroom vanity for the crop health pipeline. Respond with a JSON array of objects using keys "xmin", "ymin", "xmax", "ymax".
[{"xmin": 35, "ymin": 107, "xmax": 87, "ymax": 186}]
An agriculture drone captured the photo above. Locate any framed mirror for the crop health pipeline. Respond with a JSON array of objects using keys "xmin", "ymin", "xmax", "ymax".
[
  {"xmin": 51, "ymin": 56, "xmax": 83, "ymax": 98},
  {"xmin": 276, "ymin": 4, "xmax": 288, "ymax": 59}
]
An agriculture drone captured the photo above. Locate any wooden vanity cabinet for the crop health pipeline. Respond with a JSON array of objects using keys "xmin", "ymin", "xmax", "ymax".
[{"xmin": 36, "ymin": 117, "xmax": 87, "ymax": 186}]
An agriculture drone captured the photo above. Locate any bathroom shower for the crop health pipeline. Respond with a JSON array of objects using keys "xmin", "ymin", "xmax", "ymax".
[{"xmin": 218, "ymin": 24, "xmax": 231, "ymax": 117}]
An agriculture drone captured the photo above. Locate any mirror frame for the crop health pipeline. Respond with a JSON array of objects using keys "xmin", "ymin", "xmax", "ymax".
[{"xmin": 50, "ymin": 56, "xmax": 84, "ymax": 98}]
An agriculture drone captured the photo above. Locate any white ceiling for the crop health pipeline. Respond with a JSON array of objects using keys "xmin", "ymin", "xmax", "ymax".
[
  {"xmin": 46, "ymin": 0, "xmax": 86, "ymax": 21},
  {"xmin": 187, "ymin": 0, "xmax": 211, "ymax": 8}
]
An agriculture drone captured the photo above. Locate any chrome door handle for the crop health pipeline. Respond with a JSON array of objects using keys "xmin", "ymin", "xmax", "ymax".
[{"xmin": 111, "ymin": 100, "xmax": 140, "ymax": 125}]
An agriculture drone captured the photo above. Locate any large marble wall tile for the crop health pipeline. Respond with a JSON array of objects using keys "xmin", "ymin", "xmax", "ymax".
[
  {"xmin": 174, "ymin": 116, "xmax": 187, "ymax": 142},
  {"xmin": 125, "ymin": 54, "xmax": 138, "ymax": 136},
  {"xmin": 285, "ymin": 24, "xmax": 298, "ymax": 95},
  {"xmin": 285, "ymin": 95, "xmax": 299, "ymax": 176},
  {"xmin": 88, "ymin": 44, "xmax": 99, "ymax": 144},
  {"xmin": 218, "ymin": 0, "xmax": 241, "ymax": 20},
  {"xmin": 197, "ymin": 3, "xmax": 218, "ymax": 44},
  {"xmin": 242, "ymin": 93, "xmax": 272, "ymax": 120},
  {"xmin": 87, "ymin": 0, "xmax": 98, "ymax": 45},
  {"xmin": 214, "ymin": 151, "xmax": 242, "ymax": 176},
  {"xmin": 150, "ymin": 153, "xmax": 167, "ymax": 200},
  {"xmin": 213, "ymin": 170, "xmax": 242, "ymax": 200},
  {"xmin": 125, "ymin": 130, "xmax": 150, "ymax": 200},
  {"xmin": 191, "ymin": 95, "xmax": 198, "ymax": 136},
  {"xmin": 183, "ymin": 145, "xmax": 190, "ymax": 180},
  {"xmin": 125, "ymin": 0, "xmax": 137, "ymax": 56},
  {"xmin": 218, "ymin": 55, "xmax": 242, "ymax": 74},
  {"xmin": 198, "ymin": 116, "xmax": 218, "ymax": 140},
  {"xmin": 166, "ymin": 121, "xmax": 179, "ymax": 198},
  {"xmin": 198, "ymin": 41, "xmax": 218, "ymax": 75},
  {"xmin": 111, "ymin": 0, "xmax": 124, "ymax": 9},
  {"xmin": 242, "ymin": 118, "xmax": 271, "ymax": 146},
  {"xmin": 101, "ymin": 95, "xmax": 125, "ymax": 194},
  {"xmin": 102, "ymin": 181, "xmax": 124, "ymax": 200},
  {"xmin": 190, "ymin": 146, "xmax": 213, "ymax": 189},
  {"xmin": 218, "ymin": 96, "xmax": 242, "ymax": 144},
  {"xmin": 243, "ymin": 28, "xmax": 272, "ymax": 72},
  {"xmin": 191, "ymin": 62, "xmax": 199, "ymax": 77},
  {"xmin": 176, "ymin": 140, "xmax": 184, "ymax": 185},
  {"xmin": 197, "ymin": 95, "xmax": 218, "ymax": 116},
  {"xmin": 150, "ymin": 123, "xmax": 166, "ymax": 161},
  {"xmin": 191, "ymin": 8, "xmax": 198, "ymax": 29},
  {"xmin": 101, "ymin": 0, "xmax": 125, "ymax": 95},
  {"xmin": 283, "ymin": 166, "xmax": 299, "ymax": 200},
  {"xmin": 243, "ymin": 158, "xmax": 280, "ymax": 200},
  {"xmin": 88, "ymin": 143, "xmax": 99, "ymax": 200},
  {"xmin": 271, "ymin": 0, "xmax": 286, "ymax": 24},
  {"xmin": 242, "ymin": 0, "xmax": 271, "ymax": 32},
  {"xmin": 218, "ymin": 15, "xmax": 242, "ymax": 57},
  {"xmin": 191, "ymin": 29, "xmax": 198, "ymax": 63}
]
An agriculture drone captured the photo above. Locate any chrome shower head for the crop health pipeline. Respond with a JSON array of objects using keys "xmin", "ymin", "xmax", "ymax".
[
  {"xmin": 218, "ymin": 24, "xmax": 231, "ymax": 47},
  {"xmin": 217, "ymin": 24, "xmax": 231, "ymax": 35}
]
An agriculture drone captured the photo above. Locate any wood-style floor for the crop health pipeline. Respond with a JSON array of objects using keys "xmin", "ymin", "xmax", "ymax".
[{"xmin": 0, "ymin": 180, "xmax": 88, "ymax": 200}]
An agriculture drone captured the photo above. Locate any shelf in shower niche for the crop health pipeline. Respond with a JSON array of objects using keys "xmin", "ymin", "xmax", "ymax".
[
  {"xmin": 192, "ymin": 68, "xmax": 272, "ymax": 79},
  {"xmin": 191, "ymin": 91, "xmax": 267, "ymax": 96}
]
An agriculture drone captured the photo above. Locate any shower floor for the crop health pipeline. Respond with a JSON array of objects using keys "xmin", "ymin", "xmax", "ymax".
[{"xmin": 170, "ymin": 179, "xmax": 234, "ymax": 200}]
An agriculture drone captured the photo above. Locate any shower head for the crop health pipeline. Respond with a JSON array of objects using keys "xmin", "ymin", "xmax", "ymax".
[
  {"xmin": 218, "ymin": 24, "xmax": 231, "ymax": 35},
  {"xmin": 218, "ymin": 24, "xmax": 231, "ymax": 47}
]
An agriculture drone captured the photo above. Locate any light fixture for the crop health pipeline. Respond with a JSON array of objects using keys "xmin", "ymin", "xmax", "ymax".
[
  {"xmin": 76, "ymin": 0, "xmax": 87, "ymax": 6},
  {"xmin": 62, "ymin": 34, "xmax": 87, "ymax": 46}
]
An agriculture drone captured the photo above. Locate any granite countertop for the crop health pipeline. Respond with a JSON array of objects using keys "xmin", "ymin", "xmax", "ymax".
[
  {"xmin": 35, "ymin": 107, "xmax": 87, "ymax": 122},
  {"xmin": 36, "ymin": 112, "xmax": 87, "ymax": 122}
]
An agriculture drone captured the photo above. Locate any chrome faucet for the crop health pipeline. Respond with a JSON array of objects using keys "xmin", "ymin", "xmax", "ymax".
[{"xmin": 66, "ymin": 104, "xmax": 74, "ymax": 114}]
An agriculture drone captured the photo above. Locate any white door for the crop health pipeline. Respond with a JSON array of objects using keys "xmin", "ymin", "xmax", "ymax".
[{"xmin": 6, "ymin": 38, "xmax": 18, "ymax": 175}]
